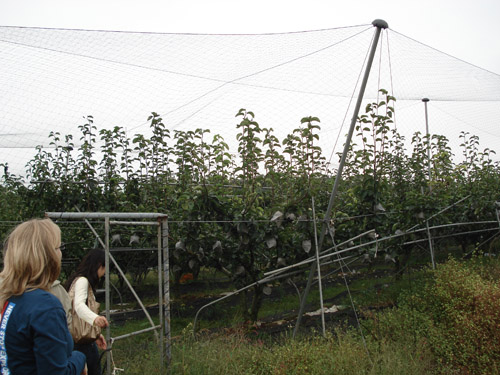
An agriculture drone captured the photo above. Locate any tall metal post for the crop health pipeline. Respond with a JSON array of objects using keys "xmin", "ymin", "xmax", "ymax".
[
  {"xmin": 425, "ymin": 213, "xmax": 436, "ymax": 269},
  {"xmin": 422, "ymin": 98, "xmax": 436, "ymax": 269},
  {"xmin": 422, "ymin": 98, "xmax": 432, "ymax": 183},
  {"xmin": 104, "ymin": 216, "xmax": 111, "ymax": 375},
  {"xmin": 161, "ymin": 218, "xmax": 171, "ymax": 365},
  {"xmin": 293, "ymin": 19, "xmax": 388, "ymax": 337},
  {"xmin": 311, "ymin": 197, "xmax": 326, "ymax": 336},
  {"xmin": 496, "ymin": 202, "xmax": 500, "ymax": 228},
  {"xmin": 157, "ymin": 221, "xmax": 164, "ymax": 372}
]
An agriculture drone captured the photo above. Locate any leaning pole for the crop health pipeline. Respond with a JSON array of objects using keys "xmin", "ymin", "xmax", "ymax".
[
  {"xmin": 422, "ymin": 97, "xmax": 436, "ymax": 269},
  {"xmin": 293, "ymin": 19, "xmax": 389, "ymax": 337}
]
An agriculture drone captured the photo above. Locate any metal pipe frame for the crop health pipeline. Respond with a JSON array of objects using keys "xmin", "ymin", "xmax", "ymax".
[
  {"xmin": 112, "ymin": 325, "xmax": 163, "ymax": 342},
  {"xmin": 109, "ymin": 221, "xmax": 159, "ymax": 226},
  {"xmin": 46, "ymin": 211, "xmax": 169, "ymax": 372},
  {"xmin": 47, "ymin": 212, "xmax": 167, "ymax": 220}
]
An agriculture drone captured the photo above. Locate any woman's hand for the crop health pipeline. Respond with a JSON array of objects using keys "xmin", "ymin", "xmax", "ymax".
[
  {"xmin": 81, "ymin": 363, "xmax": 88, "ymax": 375},
  {"xmin": 93, "ymin": 315, "xmax": 109, "ymax": 328},
  {"xmin": 96, "ymin": 334, "xmax": 107, "ymax": 350}
]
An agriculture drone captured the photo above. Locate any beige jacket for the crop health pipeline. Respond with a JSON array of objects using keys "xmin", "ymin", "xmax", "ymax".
[{"xmin": 50, "ymin": 280, "xmax": 72, "ymax": 326}]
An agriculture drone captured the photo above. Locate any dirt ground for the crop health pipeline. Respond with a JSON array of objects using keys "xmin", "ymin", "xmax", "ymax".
[{"xmin": 107, "ymin": 265, "xmax": 398, "ymax": 338}]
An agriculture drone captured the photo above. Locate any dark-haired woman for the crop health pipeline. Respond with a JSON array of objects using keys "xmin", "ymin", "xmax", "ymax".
[{"xmin": 65, "ymin": 249, "xmax": 109, "ymax": 375}]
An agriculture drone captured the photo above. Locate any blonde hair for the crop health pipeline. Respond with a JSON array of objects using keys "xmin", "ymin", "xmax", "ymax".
[{"xmin": 0, "ymin": 218, "xmax": 62, "ymax": 305}]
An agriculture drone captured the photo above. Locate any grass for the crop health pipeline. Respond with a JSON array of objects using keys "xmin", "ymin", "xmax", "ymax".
[
  {"xmin": 104, "ymin": 255, "xmax": 499, "ymax": 374},
  {"xmin": 104, "ymin": 263, "xmax": 434, "ymax": 374},
  {"xmin": 107, "ymin": 324, "xmax": 435, "ymax": 374}
]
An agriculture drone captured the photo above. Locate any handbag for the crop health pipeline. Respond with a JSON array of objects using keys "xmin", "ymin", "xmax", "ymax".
[{"xmin": 68, "ymin": 277, "xmax": 101, "ymax": 344}]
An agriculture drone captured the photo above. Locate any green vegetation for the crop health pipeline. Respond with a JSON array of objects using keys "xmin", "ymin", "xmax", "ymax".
[
  {"xmin": 1, "ymin": 91, "xmax": 499, "ymax": 324},
  {"xmin": 106, "ymin": 257, "xmax": 500, "ymax": 374}
]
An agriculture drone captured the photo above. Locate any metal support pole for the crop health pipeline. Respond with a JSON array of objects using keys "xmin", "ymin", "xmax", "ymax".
[
  {"xmin": 161, "ymin": 218, "xmax": 171, "ymax": 365},
  {"xmin": 105, "ymin": 216, "xmax": 111, "ymax": 375},
  {"xmin": 157, "ymin": 222, "xmax": 164, "ymax": 373},
  {"xmin": 426, "ymin": 219, "xmax": 436, "ymax": 269},
  {"xmin": 293, "ymin": 19, "xmax": 388, "ymax": 338},
  {"xmin": 422, "ymin": 98, "xmax": 432, "ymax": 185},
  {"xmin": 422, "ymin": 98, "xmax": 435, "ymax": 268},
  {"xmin": 421, "ymin": 186, "xmax": 436, "ymax": 269},
  {"xmin": 311, "ymin": 197, "xmax": 326, "ymax": 336},
  {"xmin": 495, "ymin": 203, "xmax": 500, "ymax": 228}
]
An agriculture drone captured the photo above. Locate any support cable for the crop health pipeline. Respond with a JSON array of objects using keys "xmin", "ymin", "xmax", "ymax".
[
  {"xmin": 327, "ymin": 30, "xmax": 374, "ymax": 167},
  {"xmin": 132, "ymin": 26, "xmax": 374, "ymax": 132},
  {"xmin": 385, "ymin": 30, "xmax": 397, "ymax": 131}
]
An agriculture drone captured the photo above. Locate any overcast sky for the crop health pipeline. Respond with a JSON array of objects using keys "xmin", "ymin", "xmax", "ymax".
[{"xmin": 1, "ymin": 0, "xmax": 499, "ymax": 74}]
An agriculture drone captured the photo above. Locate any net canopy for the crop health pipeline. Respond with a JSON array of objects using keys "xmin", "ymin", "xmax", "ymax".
[{"xmin": 1, "ymin": 22, "xmax": 499, "ymax": 178}]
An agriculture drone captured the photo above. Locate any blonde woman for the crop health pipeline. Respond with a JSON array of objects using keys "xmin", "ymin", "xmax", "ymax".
[{"xmin": 0, "ymin": 219, "xmax": 86, "ymax": 375}]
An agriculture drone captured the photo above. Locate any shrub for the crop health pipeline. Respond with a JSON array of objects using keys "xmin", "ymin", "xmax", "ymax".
[{"xmin": 380, "ymin": 258, "xmax": 500, "ymax": 374}]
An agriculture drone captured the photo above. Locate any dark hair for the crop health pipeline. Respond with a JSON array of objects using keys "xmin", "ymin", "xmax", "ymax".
[{"xmin": 65, "ymin": 248, "xmax": 105, "ymax": 292}]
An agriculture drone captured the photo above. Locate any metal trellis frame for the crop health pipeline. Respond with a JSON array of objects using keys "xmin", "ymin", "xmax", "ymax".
[{"xmin": 46, "ymin": 212, "xmax": 170, "ymax": 374}]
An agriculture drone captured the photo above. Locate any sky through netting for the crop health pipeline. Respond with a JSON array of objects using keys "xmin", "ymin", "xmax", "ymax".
[{"xmin": 0, "ymin": 23, "xmax": 499, "ymax": 178}]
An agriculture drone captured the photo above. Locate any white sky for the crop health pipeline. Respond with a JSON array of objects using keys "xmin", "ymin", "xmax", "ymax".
[
  {"xmin": 0, "ymin": 0, "xmax": 499, "ymax": 178},
  {"xmin": 1, "ymin": 0, "xmax": 500, "ymax": 74}
]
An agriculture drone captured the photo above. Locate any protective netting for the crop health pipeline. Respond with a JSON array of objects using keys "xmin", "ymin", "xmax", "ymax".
[{"xmin": 0, "ymin": 23, "xmax": 499, "ymax": 178}]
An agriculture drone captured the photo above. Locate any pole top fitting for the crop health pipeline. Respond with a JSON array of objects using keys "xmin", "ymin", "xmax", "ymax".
[
  {"xmin": 422, "ymin": 98, "xmax": 430, "ymax": 102},
  {"xmin": 372, "ymin": 19, "xmax": 389, "ymax": 29}
]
